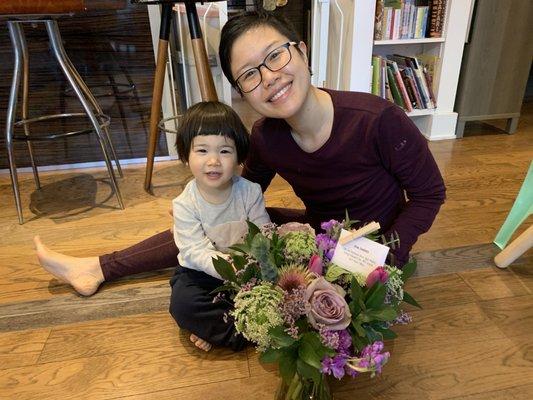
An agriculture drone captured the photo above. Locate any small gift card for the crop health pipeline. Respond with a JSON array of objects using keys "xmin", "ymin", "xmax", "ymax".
[{"xmin": 330, "ymin": 229, "xmax": 390, "ymax": 277}]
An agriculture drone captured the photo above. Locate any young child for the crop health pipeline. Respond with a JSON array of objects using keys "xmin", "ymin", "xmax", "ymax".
[{"xmin": 35, "ymin": 101, "xmax": 271, "ymax": 352}]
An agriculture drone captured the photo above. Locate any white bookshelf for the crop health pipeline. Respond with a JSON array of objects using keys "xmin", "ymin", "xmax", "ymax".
[
  {"xmin": 374, "ymin": 37, "xmax": 445, "ymax": 45},
  {"xmin": 325, "ymin": 0, "xmax": 473, "ymax": 140}
]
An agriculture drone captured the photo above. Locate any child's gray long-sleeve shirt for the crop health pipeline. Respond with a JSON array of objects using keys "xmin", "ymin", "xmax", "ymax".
[{"xmin": 172, "ymin": 176, "xmax": 271, "ymax": 279}]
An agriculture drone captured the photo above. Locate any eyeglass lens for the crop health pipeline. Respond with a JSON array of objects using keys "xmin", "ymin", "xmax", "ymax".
[{"xmin": 237, "ymin": 44, "xmax": 292, "ymax": 93}]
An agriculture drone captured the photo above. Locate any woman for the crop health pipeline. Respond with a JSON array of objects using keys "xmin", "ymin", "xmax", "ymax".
[{"xmin": 36, "ymin": 11, "xmax": 445, "ymax": 348}]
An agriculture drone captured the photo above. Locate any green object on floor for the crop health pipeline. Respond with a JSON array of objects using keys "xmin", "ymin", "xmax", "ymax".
[{"xmin": 494, "ymin": 161, "xmax": 533, "ymax": 249}]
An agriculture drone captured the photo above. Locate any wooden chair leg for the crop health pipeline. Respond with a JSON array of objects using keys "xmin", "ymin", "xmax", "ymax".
[
  {"xmin": 144, "ymin": 3, "xmax": 173, "ymax": 192},
  {"xmin": 184, "ymin": 1, "xmax": 217, "ymax": 102},
  {"xmin": 144, "ymin": 38, "xmax": 169, "ymax": 192},
  {"xmin": 494, "ymin": 225, "xmax": 533, "ymax": 269}
]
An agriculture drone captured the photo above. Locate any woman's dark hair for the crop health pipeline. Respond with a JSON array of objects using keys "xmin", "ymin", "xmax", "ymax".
[
  {"xmin": 219, "ymin": 10, "xmax": 302, "ymax": 90},
  {"xmin": 176, "ymin": 101, "xmax": 249, "ymax": 164}
]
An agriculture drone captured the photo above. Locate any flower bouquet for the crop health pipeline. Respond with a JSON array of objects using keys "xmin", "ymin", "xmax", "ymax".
[{"xmin": 212, "ymin": 216, "xmax": 420, "ymax": 400}]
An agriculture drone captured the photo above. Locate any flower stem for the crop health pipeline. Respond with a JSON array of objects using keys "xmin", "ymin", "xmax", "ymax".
[{"xmin": 285, "ymin": 373, "xmax": 300, "ymax": 400}]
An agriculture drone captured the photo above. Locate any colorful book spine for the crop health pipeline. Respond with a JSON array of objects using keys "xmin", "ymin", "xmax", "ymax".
[
  {"xmin": 386, "ymin": 66, "xmax": 405, "ymax": 109},
  {"xmin": 387, "ymin": 60, "xmax": 413, "ymax": 112},
  {"xmin": 400, "ymin": 68, "xmax": 422, "ymax": 109},
  {"xmin": 427, "ymin": 0, "xmax": 447, "ymax": 38},
  {"xmin": 380, "ymin": 58, "xmax": 387, "ymax": 98},
  {"xmin": 372, "ymin": 56, "xmax": 381, "ymax": 96},
  {"xmin": 414, "ymin": 6, "xmax": 428, "ymax": 38},
  {"xmin": 421, "ymin": 65, "xmax": 437, "ymax": 106},
  {"xmin": 408, "ymin": 55, "xmax": 435, "ymax": 108},
  {"xmin": 374, "ymin": 0, "xmax": 385, "ymax": 40},
  {"xmin": 389, "ymin": 54, "xmax": 428, "ymax": 108}
]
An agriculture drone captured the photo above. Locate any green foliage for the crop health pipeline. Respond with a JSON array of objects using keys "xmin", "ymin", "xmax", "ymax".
[
  {"xmin": 400, "ymin": 258, "xmax": 417, "ymax": 282},
  {"xmin": 269, "ymin": 325, "xmax": 296, "ymax": 348},
  {"xmin": 279, "ymin": 350, "xmax": 298, "ymax": 382},
  {"xmin": 250, "ymin": 234, "xmax": 278, "ymax": 282},
  {"xmin": 402, "ymin": 291, "xmax": 422, "ymax": 309},
  {"xmin": 269, "ymin": 232, "xmax": 286, "ymax": 267},
  {"xmin": 325, "ymin": 263, "xmax": 351, "ymax": 282},
  {"xmin": 380, "ymin": 231, "xmax": 400, "ymax": 250},
  {"xmin": 364, "ymin": 282, "xmax": 387, "ymax": 309},
  {"xmin": 260, "ymin": 347, "xmax": 281, "ymax": 363},
  {"xmin": 212, "ymin": 256, "xmax": 237, "ymax": 283},
  {"xmin": 297, "ymin": 359, "xmax": 321, "ymax": 383},
  {"xmin": 231, "ymin": 254, "xmax": 247, "ymax": 271}
]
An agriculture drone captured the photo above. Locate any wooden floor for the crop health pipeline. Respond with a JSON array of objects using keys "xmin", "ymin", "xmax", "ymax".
[{"xmin": 0, "ymin": 100, "xmax": 532, "ymax": 399}]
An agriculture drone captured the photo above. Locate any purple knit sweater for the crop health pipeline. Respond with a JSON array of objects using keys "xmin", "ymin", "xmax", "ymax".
[{"xmin": 241, "ymin": 89, "xmax": 446, "ymax": 265}]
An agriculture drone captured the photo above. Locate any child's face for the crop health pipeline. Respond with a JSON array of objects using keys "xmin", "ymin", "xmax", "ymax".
[{"xmin": 188, "ymin": 135, "xmax": 238, "ymax": 196}]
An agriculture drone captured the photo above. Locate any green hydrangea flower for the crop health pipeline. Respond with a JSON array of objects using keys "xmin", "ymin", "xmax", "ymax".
[
  {"xmin": 231, "ymin": 283, "xmax": 283, "ymax": 351},
  {"xmin": 283, "ymin": 231, "xmax": 318, "ymax": 264}
]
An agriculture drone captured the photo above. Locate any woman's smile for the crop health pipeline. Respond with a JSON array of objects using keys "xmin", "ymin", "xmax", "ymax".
[{"xmin": 268, "ymin": 82, "xmax": 292, "ymax": 103}]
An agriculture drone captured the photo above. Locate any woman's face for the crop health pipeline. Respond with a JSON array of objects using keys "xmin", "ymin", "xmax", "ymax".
[{"xmin": 230, "ymin": 25, "xmax": 311, "ymax": 120}]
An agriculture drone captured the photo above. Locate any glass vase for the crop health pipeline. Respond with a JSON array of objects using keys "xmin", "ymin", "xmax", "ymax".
[{"xmin": 275, "ymin": 373, "xmax": 331, "ymax": 400}]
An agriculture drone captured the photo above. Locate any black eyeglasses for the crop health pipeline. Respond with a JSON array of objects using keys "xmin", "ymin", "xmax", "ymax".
[{"xmin": 235, "ymin": 42, "xmax": 298, "ymax": 93}]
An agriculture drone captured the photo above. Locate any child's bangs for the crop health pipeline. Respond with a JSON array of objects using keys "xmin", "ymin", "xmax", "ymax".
[{"xmin": 194, "ymin": 113, "xmax": 238, "ymax": 142}]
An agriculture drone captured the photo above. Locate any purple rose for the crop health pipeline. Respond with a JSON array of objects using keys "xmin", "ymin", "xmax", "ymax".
[
  {"xmin": 366, "ymin": 266, "xmax": 389, "ymax": 287},
  {"xmin": 308, "ymin": 254, "xmax": 323, "ymax": 275},
  {"xmin": 305, "ymin": 277, "xmax": 351, "ymax": 330}
]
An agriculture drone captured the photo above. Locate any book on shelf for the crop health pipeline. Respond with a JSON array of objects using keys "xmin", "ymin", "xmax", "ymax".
[
  {"xmin": 386, "ymin": 60, "xmax": 413, "ymax": 112},
  {"xmin": 400, "ymin": 68, "xmax": 422, "ymax": 109},
  {"xmin": 417, "ymin": 52, "xmax": 440, "ymax": 96},
  {"xmin": 371, "ymin": 54, "xmax": 437, "ymax": 112},
  {"xmin": 390, "ymin": 54, "xmax": 435, "ymax": 109},
  {"xmin": 426, "ymin": 0, "xmax": 447, "ymax": 38},
  {"xmin": 374, "ymin": 0, "xmax": 385, "ymax": 40},
  {"xmin": 373, "ymin": 0, "xmax": 444, "ymax": 40},
  {"xmin": 372, "ymin": 56, "xmax": 381, "ymax": 96},
  {"xmin": 386, "ymin": 65, "xmax": 405, "ymax": 109}
]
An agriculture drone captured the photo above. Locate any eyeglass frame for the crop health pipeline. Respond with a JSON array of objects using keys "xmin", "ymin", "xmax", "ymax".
[{"xmin": 234, "ymin": 41, "xmax": 299, "ymax": 93}]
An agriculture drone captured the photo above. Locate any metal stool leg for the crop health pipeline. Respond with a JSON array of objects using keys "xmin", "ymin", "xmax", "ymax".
[
  {"xmin": 63, "ymin": 55, "xmax": 124, "ymax": 178},
  {"xmin": 6, "ymin": 22, "xmax": 25, "ymax": 224},
  {"xmin": 45, "ymin": 20, "xmax": 125, "ymax": 210},
  {"xmin": 18, "ymin": 23, "xmax": 41, "ymax": 189}
]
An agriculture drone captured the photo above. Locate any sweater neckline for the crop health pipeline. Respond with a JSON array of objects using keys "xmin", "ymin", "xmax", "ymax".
[{"xmin": 192, "ymin": 176, "xmax": 238, "ymax": 208}]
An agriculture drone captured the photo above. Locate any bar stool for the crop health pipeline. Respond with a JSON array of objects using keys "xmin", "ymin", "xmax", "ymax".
[
  {"xmin": 1, "ymin": 1, "xmax": 127, "ymax": 224},
  {"xmin": 132, "ymin": 0, "xmax": 219, "ymax": 192}
]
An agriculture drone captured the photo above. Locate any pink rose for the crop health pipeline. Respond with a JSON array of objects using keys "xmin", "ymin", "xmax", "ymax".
[
  {"xmin": 366, "ymin": 266, "xmax": 389, "ymax": 287},
  {"xmin": 308, "ymin": 254, "xmax": 323, "ymax": 275},
  {"xmin": 305, "ymin": 277, "xmax": 351, "ymax": 330}
]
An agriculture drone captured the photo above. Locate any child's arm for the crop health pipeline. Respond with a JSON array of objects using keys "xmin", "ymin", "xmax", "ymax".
[
  {"xmin": 172, "ymin": 200, "xmax": 227, "ymax": 280},
  {"xmin": 245, "ymin": 180, "xmax": 271, "ymax": 226}
]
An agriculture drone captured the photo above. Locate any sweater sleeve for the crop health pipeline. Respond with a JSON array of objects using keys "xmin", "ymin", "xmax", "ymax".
[
  {"xmin": 376, "ymin": 105, "xmax": 446, "ymax": 266},
  {"xmin": 172, "ymin": 199, "xmax": 226, "ymax": 280},
  {"xmin": 241, "ymin": 123, "xmax": 276, "ymax": 192},
  {"xmin": 246, "ymin": 180, "xmax": 272, "ymax": 226}
]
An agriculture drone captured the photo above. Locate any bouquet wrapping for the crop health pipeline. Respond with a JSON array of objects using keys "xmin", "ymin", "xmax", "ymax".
[{"xmin": 212, "ymin": 216, "xmax": 419, "ymax": 400}]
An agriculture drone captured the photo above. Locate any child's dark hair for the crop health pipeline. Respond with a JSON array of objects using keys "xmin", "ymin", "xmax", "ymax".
[
  {"xmin": 176, "ymin": 101, "xmax": 249, "ymax": 164},
  {"xmin": 219, "ymin": 11, "xmax": 302, "ymax": 90}
]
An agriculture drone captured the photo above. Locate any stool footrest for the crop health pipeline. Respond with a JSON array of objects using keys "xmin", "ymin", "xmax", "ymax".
[{"xmin": 13, "ymin": 112, "xmax": 110, "ymax": 141}]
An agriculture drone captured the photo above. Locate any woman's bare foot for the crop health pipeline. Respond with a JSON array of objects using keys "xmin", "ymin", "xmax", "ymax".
[
  {"xmin": 190, "ymin": 334, "xmax": 212, "ymax": 352},
  {"xmin": 34, "ymin": 236, "xmax": 104, "ymax": 296}
]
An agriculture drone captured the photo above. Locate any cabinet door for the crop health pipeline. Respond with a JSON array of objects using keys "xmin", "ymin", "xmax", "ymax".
[{"xmin": 455, "ymin": 0, "xmax": 533, "ymax": 118}]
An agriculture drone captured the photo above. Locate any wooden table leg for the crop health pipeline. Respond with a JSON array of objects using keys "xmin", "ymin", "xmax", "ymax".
[{"xmin": 144, "ymin": 3, "xmax": 173, "ymax": 192}]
